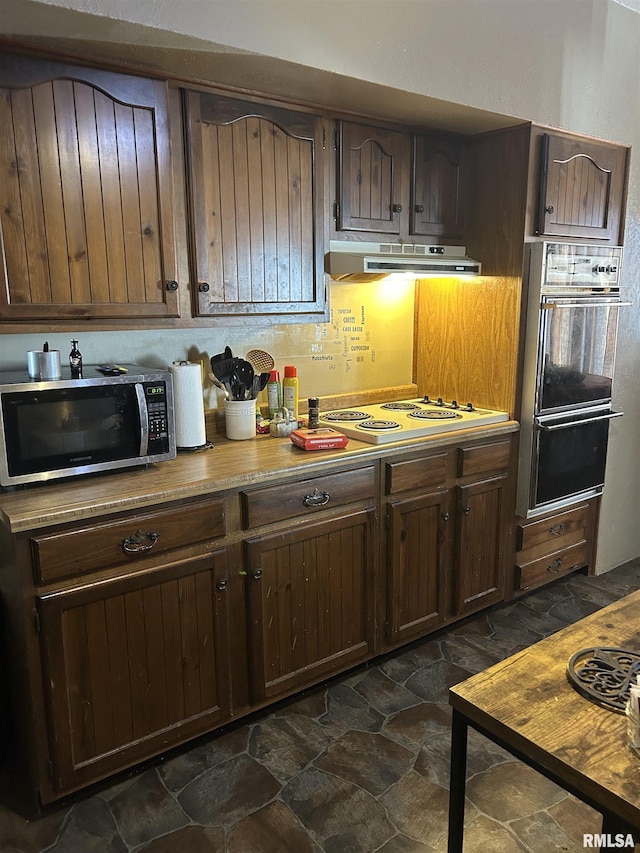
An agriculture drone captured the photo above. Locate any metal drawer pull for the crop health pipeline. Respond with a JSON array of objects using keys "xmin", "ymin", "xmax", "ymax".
[
  {"xmin": 549, "ymin": 523, "xmax": 566, "ymax": 536},
  {"xmin": 547, "ymin": 557, "xmax": 563, "ymax": 573},
  {"xmin": 121, "ymin": 529, "xmax": 159, "ymax": 554},
  {"xmin": 303, "ymin": 488, "xmax": 330, "ymax": 508}
]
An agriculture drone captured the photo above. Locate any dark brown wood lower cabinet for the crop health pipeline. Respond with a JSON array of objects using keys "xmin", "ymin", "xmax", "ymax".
[
  {"xmin": 454, "ymin": 475, "xmax": 508, "ymax": 616},
  {"xmin": 37, "ymin": 549, "xmax": 230, "ymax": 794},
  {"xmin": 387, "ymin": 491, "xmax": 449, "ymax": 644},
  {"xmin": 245, "ymin": 508, "xmax": 376, "ymax": 703}
]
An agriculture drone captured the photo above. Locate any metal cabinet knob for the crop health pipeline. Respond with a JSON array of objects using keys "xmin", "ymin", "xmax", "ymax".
[
  {"xmin": 545, "ymin": 205, "xmax": 555, "ymax": 214},
  {"xmin": 463, "ymin": 506, "xmax": 471, "ymax": 515},
  {"xmin": 216, "ymin": 579, "xmax": 228, "ymax": 592},
  {"xmin": 252, "ymin": 568, "xmax": 263, "ymax": 580},
  {"xmin": 392, "ymin": 203, "xmax": 403, "ymax": 213},
  {"xmin": 198, "ymin": 282, "xmax": 210, "ymax": 293},
  {"xmin": 166, "ymin": 280, "xmax": 178, "ymax": 291},
  {"xmin": 442, "ymin": 512, "xmax": 450, "ymax": 522},
  {"xmin": 415, "ymin": 204, "xmax": 425, "ymax": 213}
]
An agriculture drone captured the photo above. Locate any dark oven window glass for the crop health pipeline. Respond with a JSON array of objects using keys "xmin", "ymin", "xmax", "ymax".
[
  {"xmin": 540, "ymin": 300, "xmax": 619, "ymax": 411},
  {"xmin": 2, "ymin": 385, "xmax": 140, "ymax": 477},
  {"xmin": 535, "ymin": 415, "xmax": 610, "ymax": 507}
]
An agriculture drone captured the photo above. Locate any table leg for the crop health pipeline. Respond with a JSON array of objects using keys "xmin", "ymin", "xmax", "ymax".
[
  {"xmin": 448, "ymin": 708, "xmax": 469, "ymax": 853},
  {"xmin": 599, "ymin": 814, "xmax": 637, "ymax": 851}
]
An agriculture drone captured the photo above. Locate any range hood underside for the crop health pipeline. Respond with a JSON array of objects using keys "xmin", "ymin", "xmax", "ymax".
[{"xmin": 326, "ymin": 242, "xmax": 482, "ymax": 279}]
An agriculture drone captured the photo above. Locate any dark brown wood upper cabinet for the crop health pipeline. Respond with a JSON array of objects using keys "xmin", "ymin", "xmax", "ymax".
[
  {"xmin": 336, "ymin": 120, "xmax": 410, "ymax": 235},
  {"xmin": 0, "ymin": 56, "xmax": 180, "ymax": 322},
  {"xmin": 335, "ymin": 121, "xmax": 465, "ymax": 243},
  {"xmin": 411, "ymin": 134, "xmax": 465, "ymax": 239},
  {"xmin": 185, "ymin": 91, "xmax": 327, "ymax": 319},
  {"xmin": 536, "ymin": 131, "xmax": 629, "ymax": 242}
]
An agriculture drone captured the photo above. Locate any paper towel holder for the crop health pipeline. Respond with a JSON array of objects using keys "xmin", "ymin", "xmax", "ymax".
[{"xmin": 170, "ymin": 360, "xmax": 213, "ymax": 453}]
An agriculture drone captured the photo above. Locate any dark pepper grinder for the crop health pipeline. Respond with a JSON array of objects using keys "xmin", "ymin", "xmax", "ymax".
[
  {"xmin": 69, "ymin": 339, "xmax": 83, "ymax": 378},
  {"xmin": 308, "ymin": 397, "xmax": 320, "ymax": 429}
]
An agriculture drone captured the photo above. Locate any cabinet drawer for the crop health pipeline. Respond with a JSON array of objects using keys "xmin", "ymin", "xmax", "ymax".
[
  {"xmin": 457, "ymin": 440, "xmax": 510, "ymax": 478},
  {"xmin": 518, "ymin": 504, "xmax": 589, "ymax": 556},
  {"xmin": 385, "ymin": 452, "xmax": 448, "ymax": 495},
  {"xmin": 32, "ymin": 497, "xmax": 225, "ymax": 584},
  {"xmin": 241, "ymin": 466, "xmax": 376, "ymax": 528},
  {"xmin": 516, "ymin": 541, "xmax": 587, "ymax": 591}
]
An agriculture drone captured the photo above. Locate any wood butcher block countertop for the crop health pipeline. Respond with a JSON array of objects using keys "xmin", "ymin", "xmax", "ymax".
[{"xmin": 0, "ymin": 421, "xmax": 518, "ymax": 534}]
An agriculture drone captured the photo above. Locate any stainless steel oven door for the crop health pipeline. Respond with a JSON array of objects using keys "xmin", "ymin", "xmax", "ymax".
[
  {"xmin": 536, "ymin": 295, "xmax": 626, "ymax": 414},
  {"xmin": 527, "ymin": 408, "xmax": 622, "ymax": 515}
]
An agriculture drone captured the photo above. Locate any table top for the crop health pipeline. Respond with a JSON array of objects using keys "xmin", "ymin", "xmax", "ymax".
[{"xmin": 450, "ymin": 589, "xmax": 640, "ymax": 830}]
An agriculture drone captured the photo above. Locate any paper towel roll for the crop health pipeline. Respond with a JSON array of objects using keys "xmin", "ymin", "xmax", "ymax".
[{"xmin": 169, "ymin": 361, "xmax": 207, "ymax": 449}]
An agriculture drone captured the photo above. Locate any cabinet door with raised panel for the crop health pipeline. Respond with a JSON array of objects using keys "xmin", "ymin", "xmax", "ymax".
[
  {"xmin": 454, "ymin": 475, "xmax": 508, "ymax": 616},
  {"xmin": 337, "ymin": 121, "xmax": 410, "ymax": 235},
  {"xmin": 537, "ymin": 132, "xmax": 629, "ymax": 241},
  {"xmin": 245, "ymin": 509, "xmax": 375, "ymax": 703},
  {"xmin": 387, "ymin": 490, "xmax": 449, "ymax": 645},
  {"xmin": 186, "ymin": 90, "xmax": 326, "ymax": 319},
  {"xmin": 37, "ymin": 550, "xmax": 230, "ymax": 794},
  {"xmin": 411, "ymin": 134, "xmax": 465, "ymax": 239},
  {"xmin": 0, "ymin": 56, "xmax": 179, "ymax": 322}
]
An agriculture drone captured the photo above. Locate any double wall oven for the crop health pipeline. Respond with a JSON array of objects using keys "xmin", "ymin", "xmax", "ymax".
[{"xmin": 517, "ymin": 242, "xmax": 628, "ymax": 518}]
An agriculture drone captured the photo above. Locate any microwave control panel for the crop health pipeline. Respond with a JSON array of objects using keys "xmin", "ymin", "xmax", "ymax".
[{"xmin": 144, "ymin": 382, "xmax": 171, "ymax": 451}]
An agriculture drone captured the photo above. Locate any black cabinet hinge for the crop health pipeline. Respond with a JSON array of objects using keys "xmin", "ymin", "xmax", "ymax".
[{"xmin": 333, "ymin": 201, "xmax": 339, "ymax": 220}]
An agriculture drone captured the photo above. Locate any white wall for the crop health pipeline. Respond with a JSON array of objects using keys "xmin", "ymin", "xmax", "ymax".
[{"xmin": 2, "ymin": 0, "xmax": 640, "ymax": 572}]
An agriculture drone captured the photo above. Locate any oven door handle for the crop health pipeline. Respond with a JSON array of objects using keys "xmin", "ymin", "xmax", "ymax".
[
  {"xmin": 542, "ymin": 300, "xmax": 632, "ymax": 309},
  {"xmin": 537, "ymin": 411, "xmax": 624, "ymax": 431}
]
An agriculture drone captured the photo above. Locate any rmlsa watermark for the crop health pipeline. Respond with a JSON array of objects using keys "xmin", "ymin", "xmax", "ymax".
[{"xmin": 583, "ymin": 834, "xmax": 635, "ymax": 848}]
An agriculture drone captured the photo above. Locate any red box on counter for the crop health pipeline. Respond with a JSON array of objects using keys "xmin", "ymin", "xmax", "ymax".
[{"xmin": 290, "ymin": 427, "xmax": 349, "ymax": 450}]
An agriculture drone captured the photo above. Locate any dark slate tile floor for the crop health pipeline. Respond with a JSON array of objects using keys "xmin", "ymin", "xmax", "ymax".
[{"xmin": 2, "ymin": 561, "xmax": 640, "ymax": 853}]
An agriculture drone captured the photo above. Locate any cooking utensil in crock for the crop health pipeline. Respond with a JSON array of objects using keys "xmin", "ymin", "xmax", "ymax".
[
  {"xmin": 231, "ymin": 358, "xmax": 254, "ymax": 400},
  {"xmin": 250, "ymin": 370, "xmax": 271, "ymax": 399},
  {"xmin": 246, "ymin": 349, "xmax": 275, "ymax": 373}
]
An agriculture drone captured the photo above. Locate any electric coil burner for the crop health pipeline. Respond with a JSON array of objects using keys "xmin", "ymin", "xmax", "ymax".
[
  {"xmin": 318, "ymin": 397, "xmax": 509, "ymax": 444},
  {"xmin": 358, "ymin": 419, "xmax": 402, "ymax": 431}
]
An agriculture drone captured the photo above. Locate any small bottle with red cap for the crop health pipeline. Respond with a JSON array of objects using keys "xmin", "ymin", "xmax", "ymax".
[{"xmin": 282, "ymin": 365, "xmax": 299, "ymax": 419}]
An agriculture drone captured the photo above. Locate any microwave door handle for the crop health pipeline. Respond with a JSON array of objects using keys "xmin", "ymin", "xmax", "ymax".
[
  {"xmin": 135, "ymin": 383, "xmax": 149, "ymax": 456},
  {"xmin": 538, "ymin": 411, "xmax": 624, "ymax": 431}
]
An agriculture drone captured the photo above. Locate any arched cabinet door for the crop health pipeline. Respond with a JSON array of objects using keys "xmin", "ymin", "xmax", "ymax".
[
  {"xmin": 336, "ymin": 120, "xmax": 410, "ymax": 235},
  {"xmin": 0, "ymin": 56, "xmax": 180, "ymax": 322},
  {"xmin": 411, "ymin": 134, "xmax": 465, "ymax": 239},
  {"xmin": 536, "ymin": 132, "xmax": 629, "ymax": 242},
  {"xmin": 186, "ymin": 90, "xmax": 327, "ymax": 320}
]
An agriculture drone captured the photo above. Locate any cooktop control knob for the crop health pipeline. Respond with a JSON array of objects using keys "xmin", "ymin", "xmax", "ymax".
[
  {"xmin": 465, "ymin": 402, "xmax": 474, "ymax": 411},
  {"xmin": 451, "ymin": 399, "xmax": 459, "ymax": 409},
  {"xmin": 422, "ymin": 395, "xmax": 431, "ymax": 403},
  {"xmin": 436, "ymin": 397, "xmax": 444, "ymax": 406}
]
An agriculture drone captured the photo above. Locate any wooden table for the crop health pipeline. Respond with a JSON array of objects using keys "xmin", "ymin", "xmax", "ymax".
[{"xmin": 448, "ymin": 589, "xmax": 640, "ymax": 851}]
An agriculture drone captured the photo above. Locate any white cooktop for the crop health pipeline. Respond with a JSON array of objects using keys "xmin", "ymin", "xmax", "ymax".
[{"xmin": 317, "ymin": 398, "xmax": 509, "ymax": 444}]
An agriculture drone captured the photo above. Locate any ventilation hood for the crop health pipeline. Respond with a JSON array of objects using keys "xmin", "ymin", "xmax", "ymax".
[{"xmin": 326, "ymin": 241, "xmax": 481, "ymax": 281}]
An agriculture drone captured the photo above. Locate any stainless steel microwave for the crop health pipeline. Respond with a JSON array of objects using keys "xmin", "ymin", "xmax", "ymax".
[{"xmin": 0, "ymin": 365, "xmax": 176, "ymax": 487}]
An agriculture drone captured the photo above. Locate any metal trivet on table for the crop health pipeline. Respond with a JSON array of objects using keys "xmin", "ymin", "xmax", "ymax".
[{"xmin": 566, "ymin": 647, "xmax": 640, "ymax": 713}]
